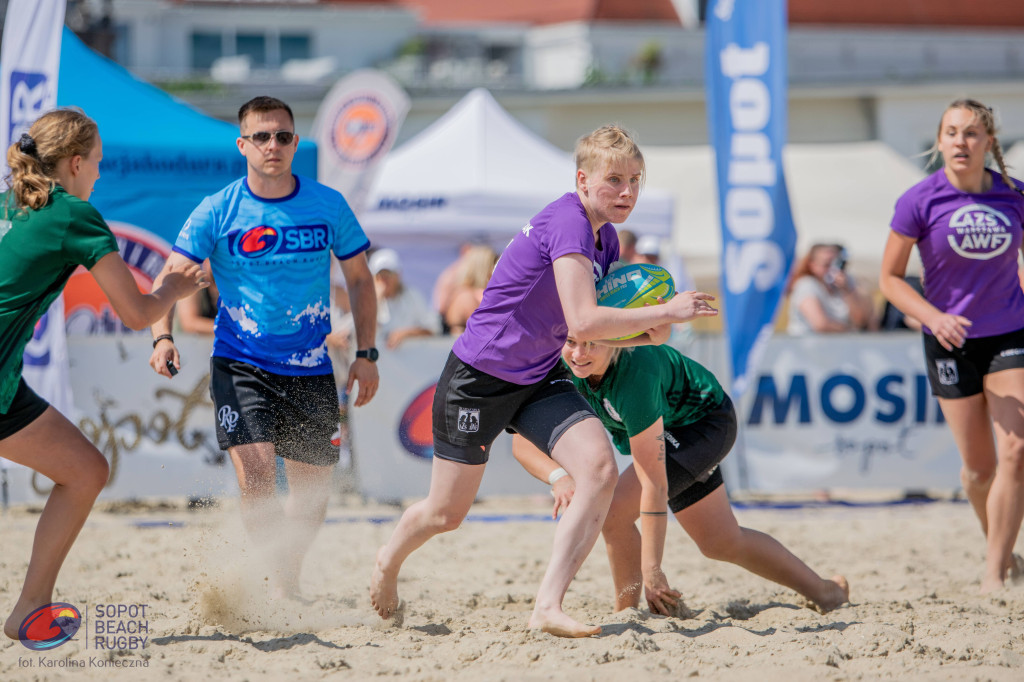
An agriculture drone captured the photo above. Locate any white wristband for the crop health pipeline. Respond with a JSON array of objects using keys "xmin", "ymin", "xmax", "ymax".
[{"xmin": 548, "ymin": 467, "xmax": 569, "ymax": 486}]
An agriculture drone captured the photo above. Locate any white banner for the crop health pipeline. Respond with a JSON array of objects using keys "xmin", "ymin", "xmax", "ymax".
[
  {"xmin": 3, "ymin": 335, "xmax": 234, "ymax": 505},
  {"xmin": 1, "ymin": 2, "xmax": 74, "ymax": 420},
  {"xmin": 312, "ymin": 69, "xmax": 409, "ymax": 217},
  {"xmin": 0, "ymin": 0, "xmax": 65, "ymax": 176},
  {"xmin": 350, "ymin": 338, "xmax": 545, "ymax": 501}
]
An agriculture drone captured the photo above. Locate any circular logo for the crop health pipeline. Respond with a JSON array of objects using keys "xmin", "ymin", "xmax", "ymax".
[
  {"xmin": 64, "ymin": 222, "xmax": 172, "ymax": 335},
  {"xmin": 237, "ymin": 226, "xmax": 280, "ymax": 258},
  {"xmin": 330, "ymin": 95, "xmax": 391, "ymax": 167},
  {"xmin": 398, "ymin": 384, "xmax": 436, "ymax": 459},
  {"xmin": 18, "ymin": 602, "xmax": 82, "ymax": 651}
]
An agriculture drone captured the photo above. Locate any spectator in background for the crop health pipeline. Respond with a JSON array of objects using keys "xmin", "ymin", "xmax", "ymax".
[
  {"xmin": 444, "ymin": 245, "xmax": 498, "ymax": 335},
  {"xmin": 632, "ymin": 234, "xmax": 662, "ymax": 265},
  {"xmin": 880, "ymin": 275, "xmax": 923, "ymax": 331},
  {"xmin": 365, "ymin": 248, "xmax": 440, "ymax": 349},
  {"xmin": 174, "ymin": 259, "xmax": 219, "ymax": 336},
  {"xmin": 617, "ymin": 228, "xmax": 638, "ymax": 264},
  {"xmin": 786, "ymin": 243, "xmax": 877, "ymax": 335}
]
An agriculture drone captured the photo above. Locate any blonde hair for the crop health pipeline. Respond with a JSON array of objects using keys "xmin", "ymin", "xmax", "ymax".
[
  {"xmin": 574, "ymin": 125, "xmax": 646, "ymax": 188},
  {"xmin": 5, "ymin": 108, "xmax": 98, "ymax": 210},
  {"xmin": 455, "ymin": 245, "xmax": 498, "ymax": 289},
  {"xmin": 929, "ymin": 98, "xmax": 1020, "ymax": 194}
]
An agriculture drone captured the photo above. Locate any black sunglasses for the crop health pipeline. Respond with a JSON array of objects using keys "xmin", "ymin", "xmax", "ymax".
[{"xmin": 241, "ymin": 130, "xmax": 295, "ymax": 146}]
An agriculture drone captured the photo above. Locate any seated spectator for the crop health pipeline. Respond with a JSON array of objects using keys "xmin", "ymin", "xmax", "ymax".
[
  {"xmin": 786, "ymin": 243, "xmax": 877, "ymax": 335},
  {"xmin": 443, "ymin": 245, "xmax": 499, "ymax": 335},
  {"xmin": 367, "ymin": 248, "xmax": 440, "ymax": 349},
  {"xmin": 174, "ymin": 259, "xmax": 218, "ymax": 335},
  {"xmin": 880, "ymin": 275, "xmax": 923, "ymax": 331}
]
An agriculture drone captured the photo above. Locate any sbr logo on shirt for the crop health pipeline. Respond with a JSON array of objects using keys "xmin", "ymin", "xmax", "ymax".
[
  {"xmin": 947, "ymin": 203, "xmax": 1013, "ymax": 260},
  {"xmin": 229, "ymin": 224, "xmax": 330, "ymax": 258}
]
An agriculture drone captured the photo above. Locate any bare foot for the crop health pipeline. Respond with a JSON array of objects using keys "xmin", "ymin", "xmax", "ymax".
[
  {"xmin": 370, "ymin": 546, "xmax": 400, "ymax": 620},
  {"xmin": 980, "ymin": 576, "xmax": 1005, "ymax": 595},
  {"xmin": 810, "ymin": 575, "xmax": 850, "ymax": 614},
  {"xmin": 5, "ymin": 598, "xmax": 42, "ymax": 640},
  {"xmin": 528, "ymin": 609, "xmax": 600, "ymax": 638}
]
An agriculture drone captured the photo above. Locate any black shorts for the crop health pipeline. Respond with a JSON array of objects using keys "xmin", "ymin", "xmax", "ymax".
[
  {"xmin": 0, "ymin": 378, "xmax": 49, "ymax": 441},
  {"xmin": 209, "ymin": 357, "xmax": 340, "ymax": 466},
  {"xmin": 432, "ymin": 352, "xmax": 596, "ymax": 465},
  {"xmin": 665, "ymin": 394, "xmax": 737, "ymax": 513},
  {"xmin": 923, "ymin": 327, "xmax": 1024, "ymax": 399}
]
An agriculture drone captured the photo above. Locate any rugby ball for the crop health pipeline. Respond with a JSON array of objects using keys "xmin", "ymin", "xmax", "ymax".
[{"xmin": 596, "ymin": 263, "xmax": 675, "ymax": 340}]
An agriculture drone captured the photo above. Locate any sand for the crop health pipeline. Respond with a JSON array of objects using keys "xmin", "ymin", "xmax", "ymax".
[{"xmin": 2, "ymin": 492, "xmax": 1023, "ymax": 681}]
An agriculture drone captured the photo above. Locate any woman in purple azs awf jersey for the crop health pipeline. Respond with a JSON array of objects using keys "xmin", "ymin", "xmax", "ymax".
[
  {"xmin": 370, "ymin": 126, "xmax": 719, "ymax": 637},
  {"xmin": 881, "ymin": 99, "xmax": 1024, "ymax": 594}
]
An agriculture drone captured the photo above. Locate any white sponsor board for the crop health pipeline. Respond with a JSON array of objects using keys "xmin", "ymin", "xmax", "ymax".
[
  {"xmin": 2, "ymin": 333, "xmax": 963, "ymax": 505},
  {"xmin": 3, "ymin": 336, "xmax": 232, "ymax": 505}
]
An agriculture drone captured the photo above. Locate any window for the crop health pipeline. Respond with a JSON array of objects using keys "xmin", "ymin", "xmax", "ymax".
[
  {"xmin": 237, "ymin": 34, "xmax": 267, "ymax": 67},
  {"xmin": 281, "ymin": 34, "xmax": 311, "ymax": 63},
  {"xmin": 191, "ymin": 32, "xmax": 222, "ymax": 70}
]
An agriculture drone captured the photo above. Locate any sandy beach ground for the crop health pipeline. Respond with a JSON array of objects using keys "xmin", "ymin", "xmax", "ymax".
[{"xmin": 2, "ymin": 491, "xmax": 1023, "ymax": 681}]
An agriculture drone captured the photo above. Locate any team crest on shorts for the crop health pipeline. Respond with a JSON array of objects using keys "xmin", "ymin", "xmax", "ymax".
[
  {"xmin": 935, "ymin": 359, "xmax": 959, "ymax": 386},
  {"xmin": 457, "ymin": 408, "xmax": 480, "ymax": 433}
]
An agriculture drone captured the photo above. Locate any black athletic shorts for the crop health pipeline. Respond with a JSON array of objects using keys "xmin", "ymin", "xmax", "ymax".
[
  {"xmin": 0, "ymin": 378, "xmax": 50, "ymax": 441},
  {"xmin": 432, "ymin": 352, "xmax": 596, "ymax": 465},
  {"xmin": 209, "ymin": 356, "xmax": 340, "ymax": 466},
  {"xmin": 665, "ymin": 394, "xmax": 737, "ymax": 513},
  {"xmin": 923, "ymin": 327, "xmax": 1024, "ymax": 399}
]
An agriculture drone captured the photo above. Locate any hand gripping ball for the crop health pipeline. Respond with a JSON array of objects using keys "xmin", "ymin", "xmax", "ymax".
[{"xmin": 595, "ymin": 263, "xmax": 675, "ymax": 340}]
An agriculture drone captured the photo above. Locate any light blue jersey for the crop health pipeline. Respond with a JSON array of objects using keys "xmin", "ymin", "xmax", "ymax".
[{"xmin": 174, "ymin": 175, "xmax": 369, "ymax": 376}]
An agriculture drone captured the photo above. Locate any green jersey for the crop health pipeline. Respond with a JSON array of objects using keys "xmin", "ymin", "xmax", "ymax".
[
  {"xmin": 0, "ymin": 187, "xmax": 117, "ymax": 412},
  {"xmin": 568, "ymin": 344, "xmax": 726, "ymax": 455}
]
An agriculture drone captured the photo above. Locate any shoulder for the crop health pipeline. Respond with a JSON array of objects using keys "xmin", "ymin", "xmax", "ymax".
[
  {"xmin": 534, "ymin": 193, "xmax": 588, "ymax": 228},
  {"xmin": 60, "ymin": 191, "xmax": 107, "ymax": 225},
  {"xmin": 897, "ymin": 170, "xmax": 945, "ymax": 204}
]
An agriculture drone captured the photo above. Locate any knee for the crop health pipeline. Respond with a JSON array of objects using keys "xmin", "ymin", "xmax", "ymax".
[
  {"xmin": 961, "ymin": 464, "xmax": 995, "ymax": 488},
  {"xmin": 80, "ymin": 453, "xmax": 110, "ymax": 496},
  {"xmin": 998, "ymin": 441, "xmax": 1024, "ymax": 479},
  {"xmin": 695, "ymin": 528, "xmax": 743, "ymax": 563},
  {"xmin": 428, "ymin": 507, "xmax": 467, "ymax": 534}
]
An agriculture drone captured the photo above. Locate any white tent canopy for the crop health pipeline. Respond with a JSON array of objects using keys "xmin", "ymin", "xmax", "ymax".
[
  {"xmin": 641, "ymin": 142, "xmax": 926, "ymax": 285},
  {"xmin": 360, "ymin": 88, "xmax": 674, "ymax": 299}
]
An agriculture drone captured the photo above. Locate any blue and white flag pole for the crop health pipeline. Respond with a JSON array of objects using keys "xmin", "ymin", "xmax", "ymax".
[{"xmin": 705, "ymin": 0, "xmax": 797, "ymax": 399}]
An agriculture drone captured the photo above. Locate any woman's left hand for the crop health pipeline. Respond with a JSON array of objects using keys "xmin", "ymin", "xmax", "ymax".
[{"xmin": 644, "ymin": 566, "xmax": 682, "ymax": 616}]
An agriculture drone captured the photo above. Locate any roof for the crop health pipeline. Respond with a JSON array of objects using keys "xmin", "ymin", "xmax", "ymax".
[
  {"xmin": 790, "ymin": 0, "xmax": 1024, "ymax": 27},
  {"xmin": 393, "ymin": 0, "xmax": 680, "ymax": 26}
]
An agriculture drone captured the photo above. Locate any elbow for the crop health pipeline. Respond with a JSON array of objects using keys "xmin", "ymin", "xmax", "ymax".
[
  {"xmin": 122, "ymin": 315, "xmax": 150, "ymax": 332},
  {"xmin": 566, "ymin": 318, "xmax": 601, "ymax": 342}
]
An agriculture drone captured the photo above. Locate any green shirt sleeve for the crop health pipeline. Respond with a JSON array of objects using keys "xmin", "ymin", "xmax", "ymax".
[{"xmin": 62, "ymin": 195, "xmax": 118, "ymax": 269}]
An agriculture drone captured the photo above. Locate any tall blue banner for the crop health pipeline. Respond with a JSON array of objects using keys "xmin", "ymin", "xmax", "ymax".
[{"xmin": 705, "ymin": 0, "xmax": 797, "ymax": 396}]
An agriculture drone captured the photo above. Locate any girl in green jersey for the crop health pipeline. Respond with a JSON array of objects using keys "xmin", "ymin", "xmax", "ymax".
[
  {"xmin": 514, "ymin": 338, "xmax": 849, "ymax": 615},
  {"xmin": 1, "ymin": 109, "xmax": 206, "ymax": 639}
]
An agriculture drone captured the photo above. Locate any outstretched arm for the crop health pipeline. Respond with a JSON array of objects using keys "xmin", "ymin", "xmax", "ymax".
[{"xmin": 629, "ymin": 419, "xmax": 681, "ymax": 616}]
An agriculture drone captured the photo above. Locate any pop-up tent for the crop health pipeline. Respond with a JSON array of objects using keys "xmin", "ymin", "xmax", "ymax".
[
  {"xmin": 56, "ymin": 28, "xmax": 317, "ymax": 248},
  {"xmin": 359, "ymin": 88, "xmax": 674, "ymax": 297}
]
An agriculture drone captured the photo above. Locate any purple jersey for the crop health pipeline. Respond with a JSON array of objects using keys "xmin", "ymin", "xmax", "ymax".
[
  {"xmin": 891, "ymin": 169, "xmax": 1024, "ymax": 338},
  {"xmin": 453, "ymin": 192, "xmax": 620, "ymax": 384}
]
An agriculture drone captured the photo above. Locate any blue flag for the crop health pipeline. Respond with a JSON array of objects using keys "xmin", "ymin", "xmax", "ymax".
[{"xmin": 705, "ymin": 0, "xmax": 797, "ymax": 396}]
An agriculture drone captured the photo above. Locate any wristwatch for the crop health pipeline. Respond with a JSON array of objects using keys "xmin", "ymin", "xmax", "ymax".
[{"xmin": 356, "ymin": 348, "xmax": 379, "ymax": 362}]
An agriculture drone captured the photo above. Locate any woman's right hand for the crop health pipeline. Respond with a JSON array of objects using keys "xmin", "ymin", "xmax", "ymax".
[
  {"xmin": 664, "ymin": 290, "xmax": 718, "ymax": 323},
  {"xmin": 927, "ymin": 311, "xmax": 973, "ymax": 351},
  {"xmin": 551, "ymin": 475, "xmax": 576, "ymax": 519},
  {"xmin": 643, "ymin": 566, "xmax": 682, "ymax": 616},
  {"xmin": 148, "ymin": 341, "xmax": 179, "ymax": 378}
]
